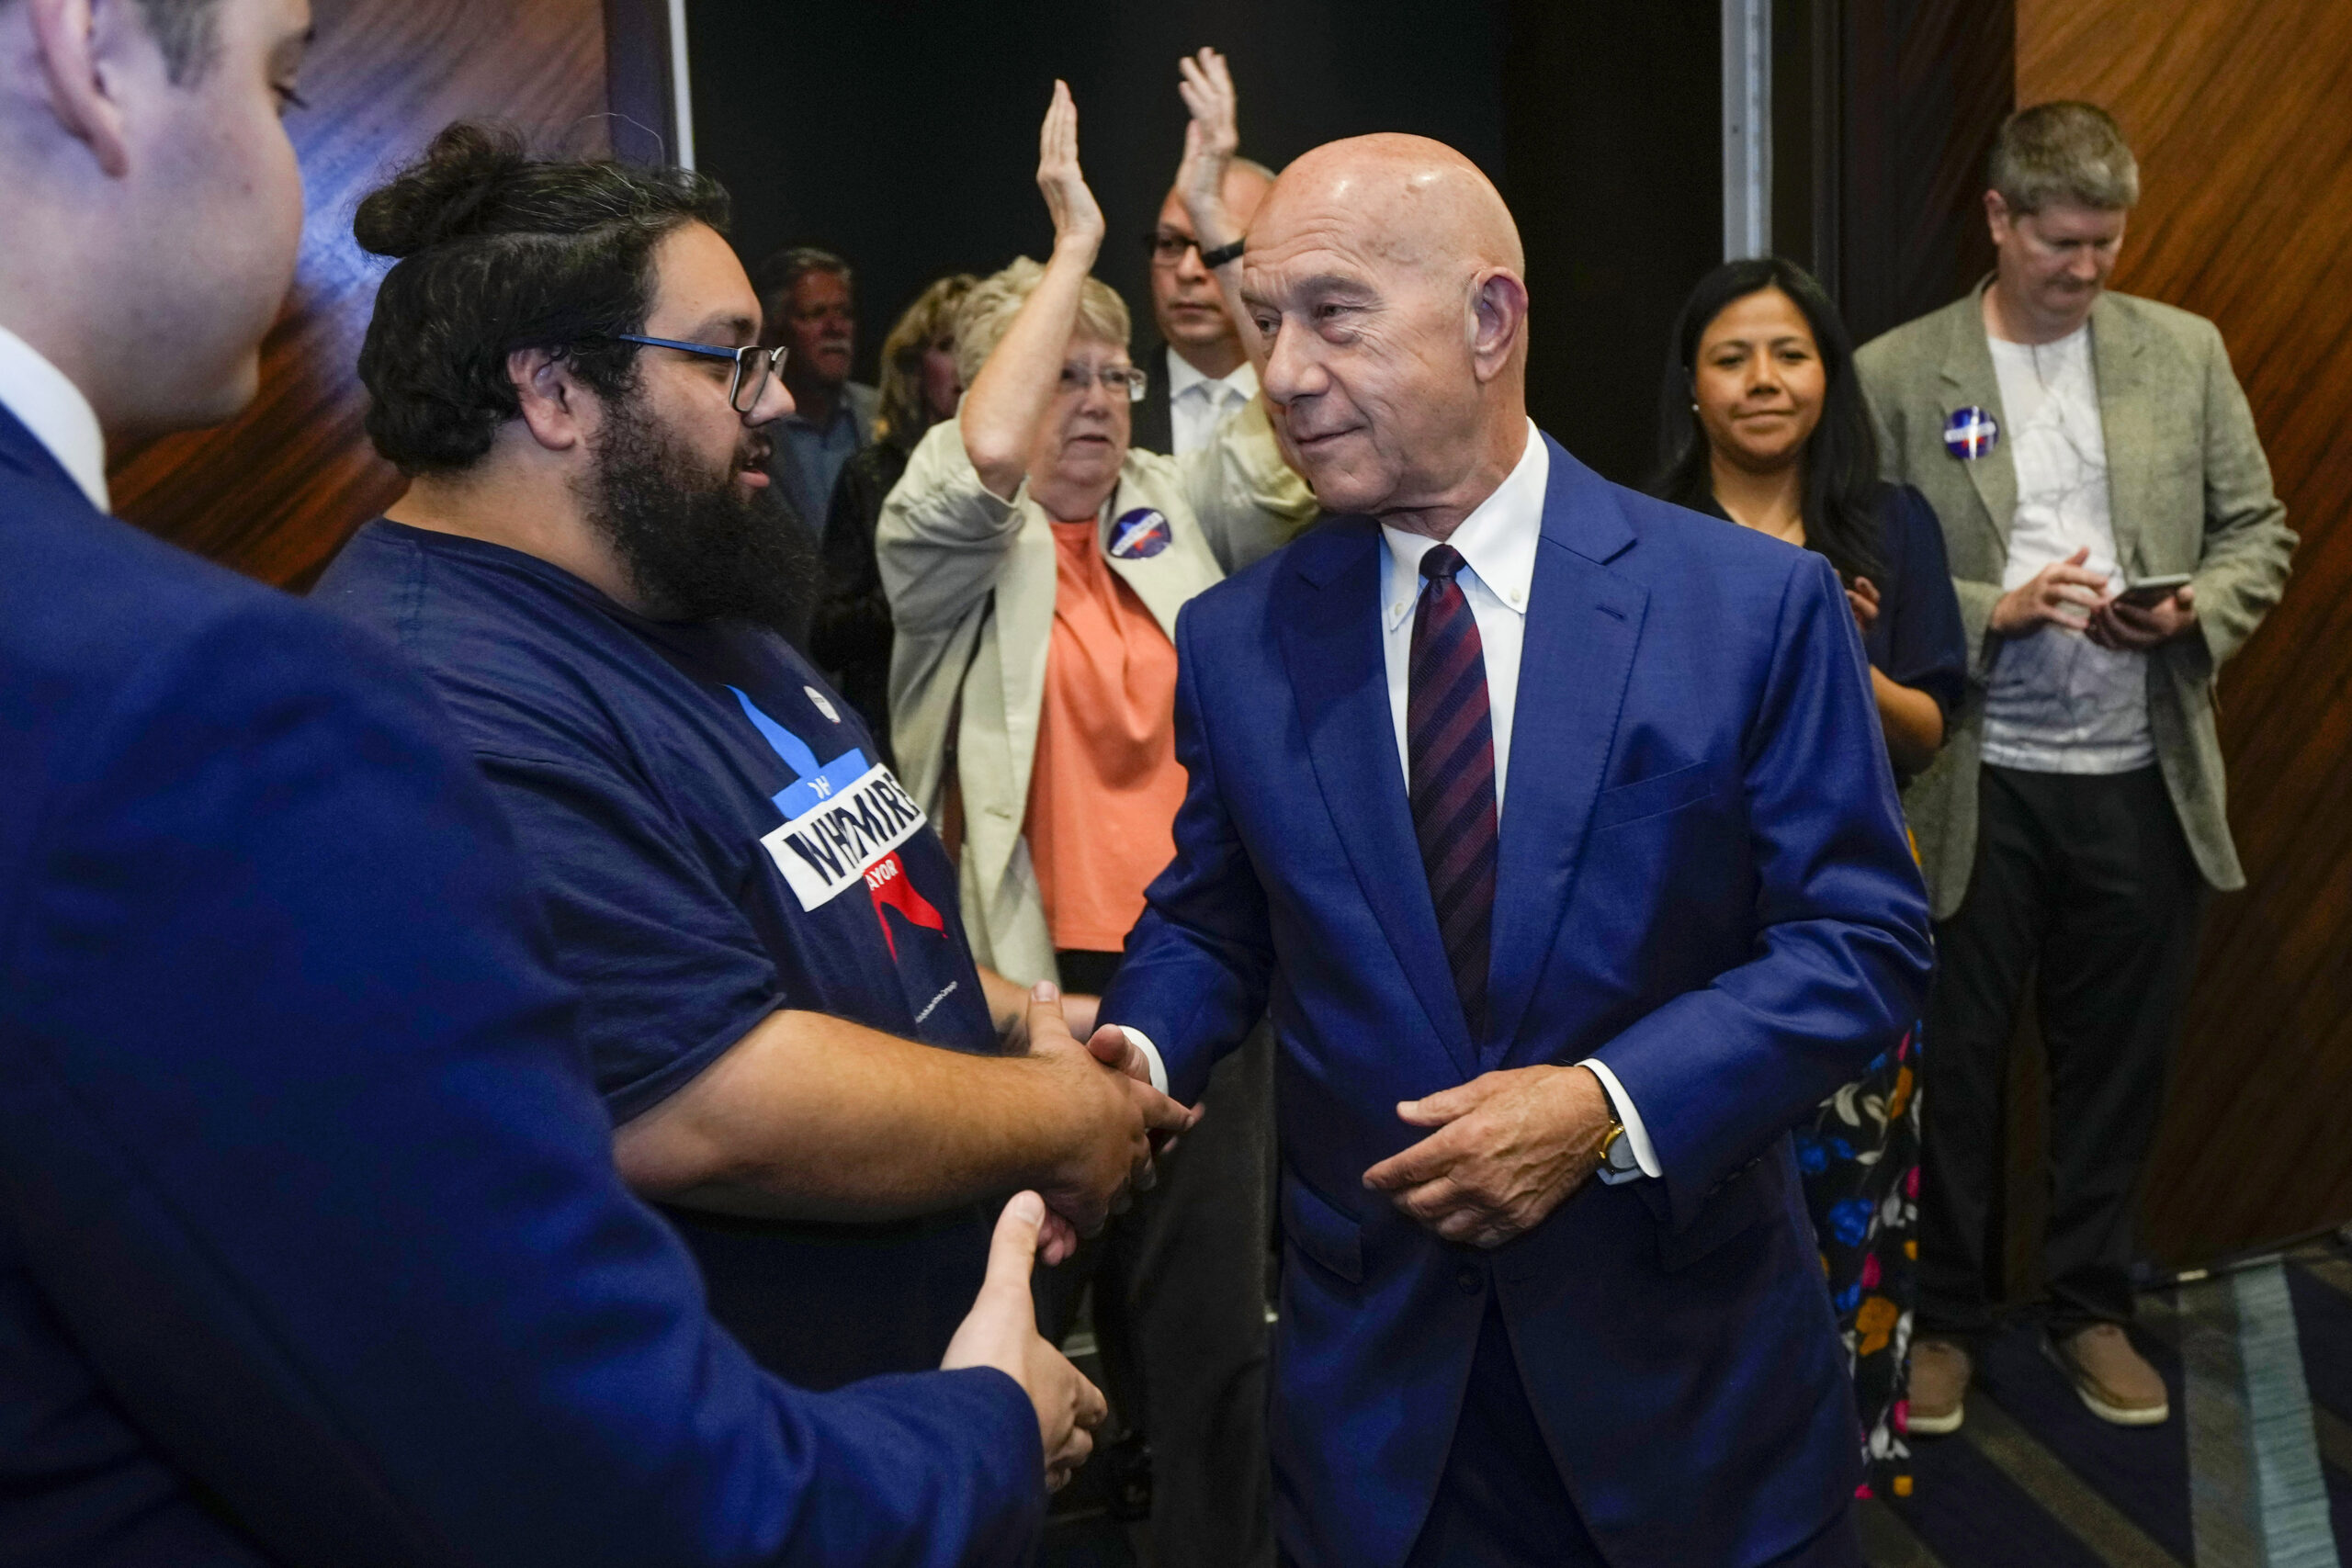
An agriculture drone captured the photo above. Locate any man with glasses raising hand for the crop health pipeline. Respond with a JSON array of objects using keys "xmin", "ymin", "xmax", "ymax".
[{"xmin": 315, "ymin": 121, "xmax": 1195, "ymax": 1396}]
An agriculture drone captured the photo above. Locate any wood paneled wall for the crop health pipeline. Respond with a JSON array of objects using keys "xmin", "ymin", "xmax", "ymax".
[
  {"xmin": 1832, "ymin": 0, "xmax": 2015, "ymax": 345},
  {"xmin": 107, "ymin": 0, "xmax": 623, "ymax": 589},
  {"xmin": 2018, "ymin": 0, "xmax": 2352, "ymax": 1264}
]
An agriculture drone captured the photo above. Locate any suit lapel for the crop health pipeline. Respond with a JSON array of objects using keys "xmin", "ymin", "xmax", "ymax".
[
  {"xmin": 2089, "ymin": 295, "xmax": 2154, "ymax": 573},
  {"xmin": 1486, "ymin": 443, "xmax": 1645, "ymax": 1061},
  {"xmin": 1277, "ymin": 521, "xmax": 1479, "ymax": 1079},
  {"xmin": 1939, "ymin": 287, "xmax": 2017, "ymax": 556}
]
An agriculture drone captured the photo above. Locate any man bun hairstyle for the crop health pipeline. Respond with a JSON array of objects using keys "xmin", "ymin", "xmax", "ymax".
[
  {"xmin": 1989, "ymin": 101, "xmax": 2139, "ymax": 214},
  {"xmin": 354, "ymin": 121, "xmax": 731, "ymax": 475}
]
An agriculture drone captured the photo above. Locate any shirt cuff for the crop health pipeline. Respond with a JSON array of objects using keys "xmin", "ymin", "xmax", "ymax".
[
  {"xmin": 1577, "ymin": 1058, "xmax": 1662, "ymax": 1185},
  {"xmin": 1118, "ymin": 1027, "xmax": 1170, "ymax": 1098}
]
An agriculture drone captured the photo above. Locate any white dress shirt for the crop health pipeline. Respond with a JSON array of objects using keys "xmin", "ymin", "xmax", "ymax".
[
  {"xmin": 1123, "ymin": 419, "xmax": 1661, "ymax": 1185},
  {"xmin": 0, "ymin": 323, "xmax": 109, "ymax": 513},
  {"xmin": 1163, "ymin": 345, "xmax": 1259, "ymax": 457}
]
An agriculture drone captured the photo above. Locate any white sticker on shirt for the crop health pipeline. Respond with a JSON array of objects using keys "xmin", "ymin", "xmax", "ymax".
[{"xmin": 758, "ymin": 764, "xmax": 930, "ymax": 911}]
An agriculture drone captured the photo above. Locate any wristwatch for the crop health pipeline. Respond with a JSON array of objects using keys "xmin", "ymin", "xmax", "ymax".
[
  {"xmin": 1199, "ymin": 235, "xmax": 1246, "ymax": 268},
  {"xmin": 1598, "ymin": 1113, "xmax": 1642, "ymax": 1176}
]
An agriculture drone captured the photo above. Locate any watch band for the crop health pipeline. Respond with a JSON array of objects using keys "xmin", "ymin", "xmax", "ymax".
[
  {"xmin": 1199, "ymin": 236, "xmax": 1246, "ymax": 268},
  {"xmin": 1600, "ymin": 1118, "xmax": 1640, "ymax": 1174}
]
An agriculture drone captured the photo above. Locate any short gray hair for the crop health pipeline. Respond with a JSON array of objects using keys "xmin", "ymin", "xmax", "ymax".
[
  {"xmin": 1989, "ymin": 102, "xmax": 2139, "ymax": 213},
  {"xmin": 952, "ymin": 256, "xmax": 1131, "ymax": 389},
  {"xmin": 4, "ymin": 0, "xmax": 224, "ymax": 81}
]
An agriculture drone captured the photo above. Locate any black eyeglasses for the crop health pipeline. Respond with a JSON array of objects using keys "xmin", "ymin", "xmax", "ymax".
[
  {"xmin": 610, "ymin": 334, "xmax": 786, "ymax": 414},
  {"xmin": 1144, "ymin": 230, "xmax": 1203, "ymax": 267}
]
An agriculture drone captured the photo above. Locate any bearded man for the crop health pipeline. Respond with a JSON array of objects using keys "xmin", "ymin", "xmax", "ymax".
[{"xmin": 316, "ymin": 123, "xmax": 1190, "ymax": 1394}]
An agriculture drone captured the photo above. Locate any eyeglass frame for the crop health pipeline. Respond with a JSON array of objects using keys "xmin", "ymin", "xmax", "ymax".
[
  {"xmin": 1144, "ymin": 229, "xmax": 1204, "ymax": 268},
  {"xmin": 609, "ymin": 333, "xmax": 787, "ymax": 415},
  {"xmin": 1057, "ymin": 362, "xmax": 1150, "ymax": 403}
]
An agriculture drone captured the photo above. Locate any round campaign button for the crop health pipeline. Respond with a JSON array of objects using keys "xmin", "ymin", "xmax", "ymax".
[
  {"xmin": 1108, "ymin": 507, "xmax": 1173, "ymax": 559},
  {"xmin": 1942, "ymin": 405, "xmax": 2000, "ymax": 459}
]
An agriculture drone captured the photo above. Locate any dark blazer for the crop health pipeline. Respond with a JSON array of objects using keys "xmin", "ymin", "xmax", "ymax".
[
  {"xmin": 1102, "ymin": 434, "xmax": 1934, "ymax": 1568},
  {"xmin": 1697, "ymin": 481, "xmax": 1968, "ymax": 784},
  {"xmin": 1129, "ymin": 337, "xmax": 1175, "ymax": 457},
  {"xmin": 812, "ymin": 438, "xmax": 912, "ymax": 760},
  {"xmin": 0, "ymin": 406, "xmax": 1040, "ymax": 1566}
]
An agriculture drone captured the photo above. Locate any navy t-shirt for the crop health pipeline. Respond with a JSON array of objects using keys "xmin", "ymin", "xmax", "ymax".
[{"xmin": 315, "ymin": 519, "xmax": 1001, "ymax": 1388}]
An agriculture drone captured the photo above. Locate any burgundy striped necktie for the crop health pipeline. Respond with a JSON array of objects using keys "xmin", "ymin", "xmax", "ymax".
[{"xmin": 1408, "ymin": 544, "xmax": 1498, "ymax": 1040}]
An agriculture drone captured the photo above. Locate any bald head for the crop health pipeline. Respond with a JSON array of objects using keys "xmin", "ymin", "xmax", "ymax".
[
  {"xmin": 1263, "ymin": 135, "xmax": 1524, "ymax": 277},
  {"xmin": 1241, "ymin": 134, "xmax": 1532, "ymax": 533}
]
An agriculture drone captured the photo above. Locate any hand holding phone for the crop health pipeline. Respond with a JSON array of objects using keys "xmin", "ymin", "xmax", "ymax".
[{"xmin": 2115, "ymin": 573, "xmax": 2192, "ymax": 610}]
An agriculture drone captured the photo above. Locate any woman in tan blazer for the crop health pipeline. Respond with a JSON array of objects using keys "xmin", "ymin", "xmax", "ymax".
[{"xmin": 877, "ymin": 80, "xmax": 1314, "ymax": 991}]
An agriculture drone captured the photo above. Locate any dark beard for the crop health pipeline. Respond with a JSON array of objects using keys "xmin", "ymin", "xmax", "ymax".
[{"xmin": 583, "ymin": 391, "xmax": 816, "ymax": 637}]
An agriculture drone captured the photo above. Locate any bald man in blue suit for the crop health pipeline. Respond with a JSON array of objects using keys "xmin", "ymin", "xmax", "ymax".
[{"xmin": 1093, "ymin": 133, "xmax": 1933, "ymax": 1566}]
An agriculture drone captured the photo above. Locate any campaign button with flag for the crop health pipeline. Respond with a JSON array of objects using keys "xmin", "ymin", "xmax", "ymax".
[
  {"xmin": 1942, "ymin": 405, "xmax": 2000, "ymax": 459},
  {"xmin": 1108, "ymin": 506, "xmax": 1173, "ymax": 559}
]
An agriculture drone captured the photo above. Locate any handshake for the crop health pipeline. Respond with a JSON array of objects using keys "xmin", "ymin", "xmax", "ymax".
[{"xmin": 940, "ymin": 982, "xmax": 1193, "ymax": 1490}]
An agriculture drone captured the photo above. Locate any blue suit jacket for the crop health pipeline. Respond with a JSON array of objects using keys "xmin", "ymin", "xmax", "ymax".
[
  {"xmin": 1102, "ymin": 435, "xmax": 1934, "ymax": 1568},
  {"xmin": 0, "ymin": 407, "xmax": 1040, "ymax": 1566}
]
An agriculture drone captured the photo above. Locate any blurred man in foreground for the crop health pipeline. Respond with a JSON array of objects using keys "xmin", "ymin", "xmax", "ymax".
[{"xmin": 0, "ymin": 0, "xmax": 1096, "ymax": 1559}]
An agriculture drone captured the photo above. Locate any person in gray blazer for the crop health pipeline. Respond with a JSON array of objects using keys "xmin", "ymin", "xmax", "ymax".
[{"xmin": 1854, "ymin": 102, "xmax": 2293, "ymax": 1438}]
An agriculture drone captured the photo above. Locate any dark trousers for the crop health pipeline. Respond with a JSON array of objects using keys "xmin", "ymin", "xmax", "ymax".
[
  {"xmin": 1402, "ymin": 1299, "xmax": 1601, "ymax": 1567},
  {"xmin": 1294, "ymin": 1298, "xmax": 1863, "ymax": 1568},
  {"xmin": 1918, "ymin": 765, "xmax": 2206, "ymax": 1338},
  {"xmin": 1039, "ymin": 949, "xmax": 1276, "ymax": 1568}
]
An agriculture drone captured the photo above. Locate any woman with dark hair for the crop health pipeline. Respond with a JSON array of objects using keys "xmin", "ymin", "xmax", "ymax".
[
  {"xmin": 809, "ymin": 272, "xmax": 976, "ymax": 756},
  {"xmin": 1652, "ymin": 256, "xmax": 1965, "ymax": 1499}
]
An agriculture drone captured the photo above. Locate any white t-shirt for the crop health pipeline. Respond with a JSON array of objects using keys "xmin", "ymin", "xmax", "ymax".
[{"xmin": 1979, "ymin": 324, "xmax": 2154, "ymax": 773}]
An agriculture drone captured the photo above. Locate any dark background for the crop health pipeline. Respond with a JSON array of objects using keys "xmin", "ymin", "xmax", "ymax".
[{"xmin": 687, "ymin": 0, "xmax": 1722, "ymax": 486}]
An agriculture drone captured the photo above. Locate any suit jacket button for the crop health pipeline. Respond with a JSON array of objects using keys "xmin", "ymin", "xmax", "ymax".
[{"xmin": 1455, "ymin": 1266, "xmax": 1483, "ymax": 1295}]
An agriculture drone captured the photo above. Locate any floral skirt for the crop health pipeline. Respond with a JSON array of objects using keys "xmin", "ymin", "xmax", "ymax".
[{"xmin": 1797, "ymin": 1021, "xmax": 1921, "ymax": 1500}]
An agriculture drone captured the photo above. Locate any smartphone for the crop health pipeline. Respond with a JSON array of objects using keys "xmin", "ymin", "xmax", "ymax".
[{"xmin": 2116, "ymin": 573, "xmax": 2192, "ymax": 610}]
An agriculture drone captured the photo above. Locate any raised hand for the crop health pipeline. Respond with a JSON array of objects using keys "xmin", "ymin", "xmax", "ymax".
[
  {"xmin": 1035, "ymin": 79, "xmax": 1105, "ymax": 257},
  {"xmin": 1361, "ymin": 1065, "xmax": 1613, "ymax": 1248},
  {"xmin": 941, "ymin": 1191, "xmax": 1109, "ymax": 1491},
  {"xmin": 1175, "ymin": 47, "xmax": 1242, "ymax": 248}
]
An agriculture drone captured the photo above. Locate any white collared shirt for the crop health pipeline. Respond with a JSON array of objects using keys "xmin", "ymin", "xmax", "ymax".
[
  {"xmin": 0, "ymin": 323, "xmax": 109, "ymax": 512},
  {"xmin": 1124, "ymin": 418, "xmax": 1659, "ymax": 1184},
  {"xmin": 1163, "ymin": 345, "xmax": 1259, "ymax": 457}
]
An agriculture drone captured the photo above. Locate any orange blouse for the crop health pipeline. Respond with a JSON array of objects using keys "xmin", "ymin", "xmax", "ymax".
[{"xmin": 1023, "ymin": 518, "xmax": 1187, "ymax": 953}]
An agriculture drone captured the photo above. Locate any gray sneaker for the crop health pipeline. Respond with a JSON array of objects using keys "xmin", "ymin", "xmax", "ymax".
[
  {"xmin": 2047, "ymin": 1323, "xmax": 2170, "ymax": 1426},
  {"xmin": 1908, "ymin": 1337, "xmax": 1971, "ymax": 1437}
]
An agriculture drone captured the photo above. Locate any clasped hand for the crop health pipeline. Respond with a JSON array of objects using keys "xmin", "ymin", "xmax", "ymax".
[
  {"xmin": 1020, "ymin": 983, "xmax": 1197, "ymax": 1263},
  {"xmin": 1362, "ymin": 1064, "xmax": 1615, "ymax": 1249}
]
